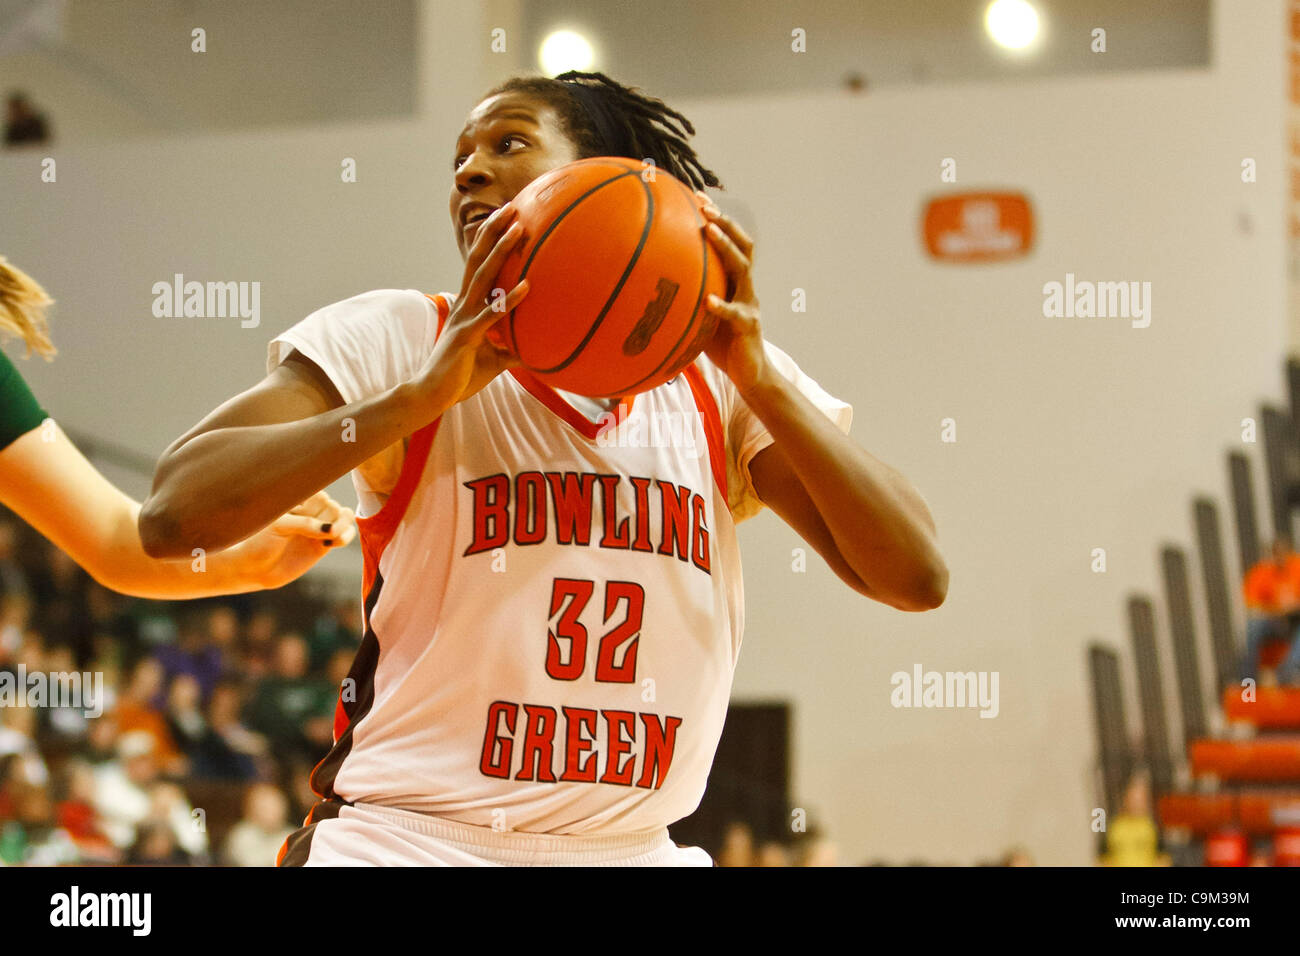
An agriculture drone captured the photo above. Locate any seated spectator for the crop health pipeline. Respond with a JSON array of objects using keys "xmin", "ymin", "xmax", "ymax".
[
  {"xmin": 0, "ymin": 519, "xmax": 32, "ymax": 599},
  {"xmin": 154, "ymin": 613, "xmax": 223, "ymax": 702},
  {"xmin": 1242, "ymin": 535, "xmax": 1300, "ymax": 684},
  {"xmin": 4, "ymin": 91, "xmax": 50, "ymax": 147},
  {"xmin": 755, "ymin": 840, "xmax": 791, "ymax": 867},
  {"xmin": 155, "ymin": 610, "xmax": 228, "ymax": 703},
  {"xmin": 792, "ymin": 825, "xmax": 838, "ymax": 867},
  {"xmin": 1103, "ymin": 772, "xmax": 1168, "ymax": 866},
  {"xmin": 223, "ymin": 782, "xmax": 294, "ymax": 866},
  {"xmin": 0, "ymin": 776, "xmax": 76, "ymax": 865},
  {"xmin": 1000, "ymin": 846, "xmax": 1035, "ymax": 866},
  {"xmin": 239, "ymin": 608, "xmax": 279, "ymax": 680},
  {"xmin": 31, "ymin": 544, "xmax": 94, "ymax": 667},
  {"xmin": 39, "ymin": 644, "xmax": 95, "ymax": 749},
  {"xmin": 164, "ymin": 673, "xmax": 206, "ymax": 755},
  {"xmin": 0, "ymin": 705, "xmax": 48, "ymax": 791},
  {"xmin": 243, "ymin": 634, "xmax": 335, "ymax": 766},
  {"xmin": 80, "ymin": 713, "xmax": 121, "ymax": 766},
  {"xmin": 191, "ymin": 680, "xmax": 268, "ymax": 782},
  {"xmin": 205, "ymin": 605, "xmax": 241, "ymax": 677},
  {"xmin": 308, "ymin": 599, "xmax": 362, "ymax": 672},
  {"xmin": 92, "ymin": 731, "xmax": 207, "ymax": 859},
  {"xmin": 111, "ymin": 657, "xmax": 186, "ymax": 776},
  {"xmin": 716, "ymin": 820, "xmax": 755, "ymax": 867},
  {"xmin": 127, "ymin": 819, "xmax": 192, "ymax": 866},
  {"xmin": 0, "ymin": 592, "xmax": 31, "ymax": 662},
  {"xmin": 53, "ymin": 758, "xmax": 117, "ymax": 863}
]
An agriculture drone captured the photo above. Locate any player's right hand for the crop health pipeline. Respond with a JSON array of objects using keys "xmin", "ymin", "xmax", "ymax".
[{"xmin": 413, "ymin": 202, "xmax": 530, "ymax": 415}]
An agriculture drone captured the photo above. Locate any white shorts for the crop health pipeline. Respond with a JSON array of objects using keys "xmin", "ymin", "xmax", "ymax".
[{"xmin": 278, "ymin": 800, "xmax": 714, "ymax": 867}]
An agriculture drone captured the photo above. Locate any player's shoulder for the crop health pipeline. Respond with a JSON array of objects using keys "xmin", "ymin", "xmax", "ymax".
[{"xmin": 315, "ymin": 287, "xmax": 444, "ymax": 319}]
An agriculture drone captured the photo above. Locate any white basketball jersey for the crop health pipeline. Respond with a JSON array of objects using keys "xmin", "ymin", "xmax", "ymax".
[{"xmin": 267, "ymin": 288, "xmax": 852, "ymax": 835}]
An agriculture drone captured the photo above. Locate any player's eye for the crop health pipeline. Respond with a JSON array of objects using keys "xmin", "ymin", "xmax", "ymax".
[{"xmin": 453, "ymin": 134, "xmax": 527, "ymax": 171}]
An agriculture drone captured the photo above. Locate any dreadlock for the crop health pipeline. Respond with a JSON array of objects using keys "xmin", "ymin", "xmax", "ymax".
[{"xmin": 481, "ymin": 70, "xmax": 723, "ymax": 192}]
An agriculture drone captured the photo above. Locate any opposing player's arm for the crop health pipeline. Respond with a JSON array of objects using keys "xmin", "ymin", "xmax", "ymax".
[
  {"xmin": 139, "ymin": 351, "xmax": 433, "ymax": 559},
  {"xmin": 0, "ymin": 419, "xmax": 355, "ymax": 599}
]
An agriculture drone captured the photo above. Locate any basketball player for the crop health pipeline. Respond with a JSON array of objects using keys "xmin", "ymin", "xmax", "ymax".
[
  {"xmin": 0, "ymin": 255, "xmax": 356, "ymax": 598},
  {"xmin": 140, "ymin": 72, "xmax": 947, "ymax": 866}
]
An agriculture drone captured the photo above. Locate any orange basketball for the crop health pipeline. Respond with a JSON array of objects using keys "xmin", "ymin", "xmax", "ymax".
[{"xmin": 492, "ymin": 156, "xmax": 727, "ymax": 398}]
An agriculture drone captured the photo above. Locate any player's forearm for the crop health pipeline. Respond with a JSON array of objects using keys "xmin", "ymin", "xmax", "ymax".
[
  {"xmin": 739, "ymin": 367, "xmax": 947, "ymax": 606},
  {"xmin": 141, "ymin": 383, "xmax": 435, "ymax": 557},
  {"xmin": 93, "ymin": 499, "xmax": 270, "ymax": 598}
]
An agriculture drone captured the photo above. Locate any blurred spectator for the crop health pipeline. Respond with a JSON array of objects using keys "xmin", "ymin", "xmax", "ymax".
[
  {"xmin": 165, "ymin": 673, "xmax": 206, "ymax": 754},
  {"xmin": 127, "ymin": 819, "xmax": 191, "ymax": 865},
  {"xmin": 1103, "ymin": 773, "xmax": 1170, "ymax": 867},
  {"xmin": 92, "ymin": 731, "xmax": 207, "ymax": 859},
  {"xmin": 243, "ymin": 633, "xmax": 335, "ymax": 767},
  {"xmin": 38, "ymin": 644, "xmax": 97, "ymax": 750},
  {"xmin": 223, "ymin": 782, "xmax": 294, "ymax": 866},
  {"xmin": 240, "ymin": 608, "xmax": 279, "ymax": 679},
  {"xmin": 0, "ymin": 592, "xmax": 31, "ymax": 661},
  {"xmin": 1000, "ymin": 846, "xmax": 1035, "ymax": 866},
  {"xmin": 206, "ymin": 605, "xmax": 241, "ymax": 672},
  {"xmin": 1241, "ymin": 535, "xmax": 1300, "ymax": 684},
  {"xmin": 155, "ymin": 611, "xmax": 227, "ymax": 702},
  {"xmin": 0, "ymin": 520, "xmax": 31, "ymax": 599},
  {"xmin": 53, "ymin": 758, "xmax": 117, "ymax": 862},
  {"xmin": 793, "ymin": 826, "xmax": 839, "ymax": 867},
  {"xmin": 112, "ymin": 657, "xmax": 186, "ymax": 776},
  {"xmin": 4, "ymin": 91, "xmax": 50, "ymax": 147},
  {"xmin": 31, "ymin": 544, "xmax": 96, "ymax": 667},
  {"xmin": 716, "ymin": 820, "xmax": 755, "ymax": 867},
  {"xmin": 81, "ymin": 714, "xmax": 120, "ymax": 766},
  {"xmin": 308, "ymin": 599, "xmax": 362, "ymax": 672},
  {"xmin": 755, "ymin": 840, "xmax": 790, "ymax": 867},
  {"xmin": 191, "ymin": 680, "xmax": 267, "ymax": 782},
  {"xmin": 0, "ymin": 776, "xmax": 76, "ymax": 865},
  {"xmin": 0, "ymin": 705, "xmax": 49, "ymax": 789}
]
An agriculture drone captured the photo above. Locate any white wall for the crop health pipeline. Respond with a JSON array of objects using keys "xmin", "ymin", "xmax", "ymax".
[
  {"xmin": 0, "ymin": 0, "xmax": 1285, "ymax": 864},
  {"xmin": 0, "ymin": 0, "xmax": 418, "ymax": 141}
]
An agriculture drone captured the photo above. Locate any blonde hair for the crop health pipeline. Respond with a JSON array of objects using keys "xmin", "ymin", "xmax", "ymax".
[{"xmin": 0, "ymin": 256, "xmax": 56, "ymax": 360}]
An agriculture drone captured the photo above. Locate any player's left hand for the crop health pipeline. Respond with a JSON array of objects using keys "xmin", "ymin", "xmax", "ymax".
[
  {"xmin": 697, "ymin": 192, "xmax": 770, "ymax": 396},
  {"xmin": 226, "ymin": 489, "xmax": 358, "ymax": 589}
]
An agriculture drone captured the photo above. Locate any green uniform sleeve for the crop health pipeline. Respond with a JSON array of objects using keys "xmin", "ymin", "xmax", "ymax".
[{"xmin": 0, "ymin": 347, "xmax": 50, "ymax": 451}]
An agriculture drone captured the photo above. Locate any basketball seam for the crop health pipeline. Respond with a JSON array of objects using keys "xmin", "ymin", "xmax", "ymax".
[{"xmin": 509, "ymin": 162, "xmax": 649, "ymax": 374}]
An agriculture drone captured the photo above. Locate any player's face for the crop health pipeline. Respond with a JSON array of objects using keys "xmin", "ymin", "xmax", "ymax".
[{"xmin": 450, "ymin": 92, "xmax": 581, "ymax": 260}]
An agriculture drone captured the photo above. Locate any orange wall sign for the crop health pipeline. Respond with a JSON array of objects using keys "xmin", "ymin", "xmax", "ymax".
[{"xmin": 921, "ymin": 191, "xmax": 1035, "ymax": 263}]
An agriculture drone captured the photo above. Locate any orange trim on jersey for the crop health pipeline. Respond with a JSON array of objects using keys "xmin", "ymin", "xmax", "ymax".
[
  {"xmin": 508, "ymin": 367, "xmax": 634, "ymax": 440},
  {"xmin": 353, "ymin": 293, "xmax": 450, "ymax": 584},
  {"xmin": 682, "ymin": 364, "xmax": 728, "ymax": 506}
]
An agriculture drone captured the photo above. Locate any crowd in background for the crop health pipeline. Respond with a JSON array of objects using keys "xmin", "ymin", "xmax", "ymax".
[
  {"xmin": 1086, "ymin": 536, "xmax": 1300, "ymax": 867},
  {"xmin": 0, "ymin": 512, "xmax": 358, "ymax": 866},
  {"xmin": 1240, "ymin": 534, "xmax": 1300, "ymax": 686}
]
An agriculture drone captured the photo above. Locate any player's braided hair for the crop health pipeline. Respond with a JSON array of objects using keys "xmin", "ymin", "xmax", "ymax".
[{"xmin": 481, "ymin": 71, "xmax": 723, "ymax": 192}]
